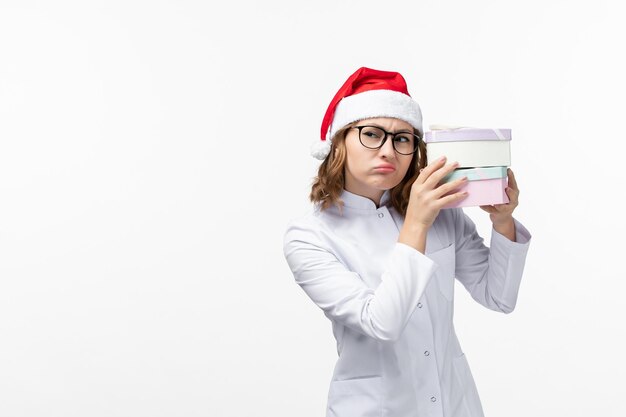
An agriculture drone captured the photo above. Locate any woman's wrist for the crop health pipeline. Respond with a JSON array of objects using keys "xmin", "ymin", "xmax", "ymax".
[
  {"xmin": 492, "ymin": 216, "xmax": 516, "ymax": 241},
  {"xmin": 398, "ymin": 222, "xmax": 429, "ymax": 254}
]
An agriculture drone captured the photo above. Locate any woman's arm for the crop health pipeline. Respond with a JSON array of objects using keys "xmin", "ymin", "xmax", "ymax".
[
  {"xmin": 453, "ymin": 208, "xmax": 532, "ymax": 313},
  {"xmin": 283, "ymin": 218, "xmax": 436, "ymax": 342}
]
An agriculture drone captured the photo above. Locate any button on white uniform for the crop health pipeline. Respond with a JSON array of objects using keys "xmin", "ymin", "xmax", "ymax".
[
  {"xmin": 417, "ymin": 302, "xmax": 423, "ymax": 308},
  {"xmin": 378, "ymin": 212, "xmax": 384, "ymax": 218},
  {"xmin": 430, "ymin": 396, "xmax": 437, "ymax": 402}
]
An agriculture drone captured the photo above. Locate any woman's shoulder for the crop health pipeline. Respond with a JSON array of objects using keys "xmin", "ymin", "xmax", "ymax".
[
  {"xmin": 284, "ymin": 211, "xmax": 320, "ymax": 231},
  {"xmin": 283, "ymin": 206, "xmax": 340, "ymax": 248},
  {"xmin": 284, "ymin": 201, "xmax": 341, "ymax": 229}
]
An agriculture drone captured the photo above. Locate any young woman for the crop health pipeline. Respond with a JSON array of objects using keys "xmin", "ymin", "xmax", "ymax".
[{"xmin": 283, "ymin": 67, "xmax": 531, "ymax": 417}]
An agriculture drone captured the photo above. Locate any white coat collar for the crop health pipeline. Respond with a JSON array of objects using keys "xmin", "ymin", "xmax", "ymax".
[{"xmin": 340, "ymin": 188, "xmax": 391, "ymax": 210}]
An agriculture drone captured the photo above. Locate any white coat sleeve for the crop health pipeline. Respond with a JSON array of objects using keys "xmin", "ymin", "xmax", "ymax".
[
  {"xmin": 452, "ymin": 208, "xmax": 532, "ymax": 313},
  {"xmin": 283, "ymin": 218, "xmax": 437, "ymax": 342}
]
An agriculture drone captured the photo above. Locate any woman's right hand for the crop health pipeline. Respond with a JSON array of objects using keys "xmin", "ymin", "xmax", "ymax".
[
  {"xmin": 398, "ymin": 156, "xmax": 468, "ymax": 253},
  {"xmin": 405, "ymin": 156, "xmax": 468, "ymax": 229}
]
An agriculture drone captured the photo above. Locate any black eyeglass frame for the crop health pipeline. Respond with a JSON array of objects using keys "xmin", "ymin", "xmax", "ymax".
[{"xmin": 349, "ymin": 125, "xmax": 421, "ymax": 155}]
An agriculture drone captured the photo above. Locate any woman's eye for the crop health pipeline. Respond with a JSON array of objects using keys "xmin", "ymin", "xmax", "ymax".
[
  {"xmin": 364, "ymin": 131, "xmax": 382, "ymax": 138},
  {"xmin": 395, "ymin": 135, "xmax": 411, "ymax": 142}
]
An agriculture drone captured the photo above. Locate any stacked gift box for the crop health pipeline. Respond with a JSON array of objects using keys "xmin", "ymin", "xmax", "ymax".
[{"xmin": 424, "ymin": 126, "xmax": 511, "ymax": 209}]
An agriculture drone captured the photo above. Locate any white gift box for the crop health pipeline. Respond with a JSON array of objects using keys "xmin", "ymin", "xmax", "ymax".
[{"xmin": 424, "ymin": 128, "xmax": 512, "ymax": 168}]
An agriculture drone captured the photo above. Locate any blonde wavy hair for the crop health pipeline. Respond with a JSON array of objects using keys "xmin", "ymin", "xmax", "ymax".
[{"xmin": 309, "ymin": 121, "xmax": 428, "ymax": 216}]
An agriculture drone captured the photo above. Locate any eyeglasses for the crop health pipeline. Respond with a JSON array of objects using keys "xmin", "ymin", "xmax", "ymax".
[{"xmin": 349, "ymin": 125, "xmax": 420, "ymax": 155}]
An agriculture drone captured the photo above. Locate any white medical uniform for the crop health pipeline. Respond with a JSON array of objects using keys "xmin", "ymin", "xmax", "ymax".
[{"xmin": 283, "ymin": 188, "xmax": 531, "ymax": 417}]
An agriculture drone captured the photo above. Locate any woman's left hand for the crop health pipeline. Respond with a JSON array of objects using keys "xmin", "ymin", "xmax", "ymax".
[{"xmin": 480, "ymin": 168, "xmax": 519, "ymax": 240}]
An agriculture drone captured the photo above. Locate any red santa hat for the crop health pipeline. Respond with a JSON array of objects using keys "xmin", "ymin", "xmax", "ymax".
[{"xmin": 311, "ymin": 67, "xmax": 423, "ymax": 160}]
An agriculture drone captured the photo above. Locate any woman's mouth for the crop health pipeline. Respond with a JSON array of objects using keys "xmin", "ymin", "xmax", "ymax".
[{"xmin": 373, "ymin": 166, "xmax": 396, "ymax": 173}]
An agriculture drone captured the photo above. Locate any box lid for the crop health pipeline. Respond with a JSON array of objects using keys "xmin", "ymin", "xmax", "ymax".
[
  {"xmin": 424, "ymin": 127, "xmax": 512, "ymax": 143},
  {"xmin": 443, "ymin": 166, "xmax": 508, "ymax": 182}
]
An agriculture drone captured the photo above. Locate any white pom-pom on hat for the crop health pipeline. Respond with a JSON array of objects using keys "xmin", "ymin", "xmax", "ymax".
[{"xmin": 310, "ymin": 139, "xmax": 331, "ymax": 160}]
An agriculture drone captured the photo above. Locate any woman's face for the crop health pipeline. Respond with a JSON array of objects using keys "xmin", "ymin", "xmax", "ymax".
[{"xmin": 343, "ymin": 117, "xmax": 415, "ymax": 201}]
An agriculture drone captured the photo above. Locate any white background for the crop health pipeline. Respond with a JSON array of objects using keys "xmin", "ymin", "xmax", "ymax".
[{"xmin": 1, "ymin": 0, "xmax": 624, "ymax": 416}]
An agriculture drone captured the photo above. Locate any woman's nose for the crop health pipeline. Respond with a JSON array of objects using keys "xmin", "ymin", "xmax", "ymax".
[{"xmin": 379, "ymin": 137, "xmax": 396, "ymax": 158}]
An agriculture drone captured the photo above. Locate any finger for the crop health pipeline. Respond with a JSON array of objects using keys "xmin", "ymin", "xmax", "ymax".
[
  {"xmin": 423, "ymin": 161, "xmax": 460, "ymax": 189},
  {"xmin": 415, "ymin": 156, "xmax": 448, "ymax": 185},
  {"xmin": 492, "ymin": 202, "xmax": 510, "ymax": 209},
  {"xmin": 437, "ymin": 190, "xmax": 468, "ymax": 207},
  {"xmin": 507, "ymin": 168, "xmax": 518, "ymax": 190},
  {"xmin": 432, "ymin": 176, "xmax": 468, "ymax": 199},
  {"xmin": 505, "ymin": 186, "xmax": 519, "ymax": 204},
  {"xmin": 492, "ymin": 199, "xmax": 516, "ymax": 212}
]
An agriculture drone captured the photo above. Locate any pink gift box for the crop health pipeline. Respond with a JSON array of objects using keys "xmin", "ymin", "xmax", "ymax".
[{"xmin": 441, "ymin": 167, "xmax": 509, "ymax": 209}]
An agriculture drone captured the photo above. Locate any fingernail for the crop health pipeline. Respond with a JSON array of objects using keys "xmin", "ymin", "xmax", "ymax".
[{"xmin": 439, "ymin": 156, "xmax": 447, "ymax": 162}]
